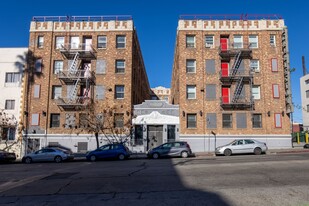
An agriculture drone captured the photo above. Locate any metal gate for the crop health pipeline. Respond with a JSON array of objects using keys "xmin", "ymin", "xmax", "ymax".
[{"xmin": 147, "ymin": 125, "xmax": 163, "ymax": 150}]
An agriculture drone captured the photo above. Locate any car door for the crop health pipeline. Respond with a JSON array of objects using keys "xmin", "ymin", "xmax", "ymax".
[
  {"xmin": 98, "ymin": 145, "xmax": 111, "ymax": 159},
  {"xmin": 230, "ymin": 140, "xmax": 244, "ymax": 154},
  {"xmin": 160, "ymin": 143, "xmax": 172, "ymax": 157},
  {"xmin": 110, "ymin": 144, "xmax": 121, "ymax": 158},
  {"xmin": 244, "ymin": 139, "xmax": 255, "ymax": 153},
  {"xmin": 32, "ymin": 150, "xmax": 45, "ymax": 162},
  {"xmin": 169, "ymin": 142, "xmax": 181, "ymax": 156}
]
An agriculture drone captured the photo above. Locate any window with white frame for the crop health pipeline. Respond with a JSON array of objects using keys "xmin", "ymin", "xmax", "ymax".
[
  {"xmin": 1, "ymin": 127, "xmax": 16, "ymax": 141},
  {"xmin": 116, "ymin": 35, "xmax": 126, "ymax": 48},
  {"xmin": 205, "ymin": 35, "xmax": 214, "ymax": 48},
  {"xmin": 186, "ymin": 59, "xmax": 196, "ymax": 73},
  {"xmin": 115, "ymin": 85, "xmax": 124, "ymax": 99},
  {"xmin": 187, "ymin": 114, "xmax": 197, "ymax": 128},
  {"xmin": 186, "ymin": 35, "xmax": 195, "ymax": 48},
  {"xmin": 250, "ymin": 60, "xmax": 260, "ymax": 72},
  {"xmin": 275, "ymin": 113, "xmax": 282, "ymax": 128},
  {"xmin": 31, "ymin": 114, "xmax": 39, "ymax": 126},
  {"xmin": 53, "ymin": 60, "xmax": 63, "ymax": 74},
  {"xmin": 115, "ymin": 60, "xmax": 125, "ymax": 73},
  {"xmin": 270, "ymin": 34, "xmax": 276, "ymax": 46},
  {"xmin": 37, "ymin": 36, "xmax": 44, "ymax": 48},
  {"xmin": 97, "ymin": 35, "xmax": 107, "ymax": 48},
  {"xmin": 186, "ymin": 85, "xmax": 196, "ymax": 99},
  {"xmin": 5, "ymin": 100, "xmax": 15, "ymax": 110},
  {"xmin": 249, "ymin": 35, "xmax": 258, "ymax": 48},
  {"xmin": 273, "ymin": 84, "xmax": 280, "ymax": 98},
  {"xmin": 233, "ymin": 35, "xmax": 243, "ymax": 48},
  {"xmin": 34, "ymin": 84, "xmax": 40, "ymax": 98},
  {"xmin": 52, "ymin": 86, "xmax": 62, "ymax": 99},
  {"xmin": 55, "ymin": 36, "xmax": 65, "ymax": 49},
  {"xmin": 252, "ymin": 85, "xmax": 261, "ymax": 100},
  {"xmin": 5, "ymin": 72, "xmax": 21, "ymax": 83}
]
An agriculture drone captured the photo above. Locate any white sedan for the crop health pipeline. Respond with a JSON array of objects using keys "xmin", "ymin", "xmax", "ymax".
[{"xmin": 215, "ymin": 139, "xmax": 268, "ymax": 156}]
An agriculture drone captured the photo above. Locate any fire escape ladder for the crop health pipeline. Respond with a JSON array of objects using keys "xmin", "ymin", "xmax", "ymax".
[
  {"xmin": 68, "ymin": 79, "xmax": 81, "ymax": 103},
  {"xmin": 69, "ymin": 52, "xmax": 80, "ymax": 75},
  {"xmin": 232, "ymin": 77, "xmax": 244, "ymax": 103},
  {"xmin": 231, "ymin": 51, "xmax": 242, "ymax": 76}
]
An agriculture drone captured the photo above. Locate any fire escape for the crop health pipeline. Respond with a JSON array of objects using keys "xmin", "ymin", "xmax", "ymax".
[
  {"xmin": 56, "ymin": 43, "xmax": 96, "ymax": 110},
  {"xmin": 219, "ymin": 42, "xmax": 254, "ymax": 110}
]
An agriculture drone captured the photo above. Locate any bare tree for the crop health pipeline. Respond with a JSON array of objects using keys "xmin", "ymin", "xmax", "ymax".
[{"xmin": 0, "ymin": 109, "xmax": 19, "ymax": 151}]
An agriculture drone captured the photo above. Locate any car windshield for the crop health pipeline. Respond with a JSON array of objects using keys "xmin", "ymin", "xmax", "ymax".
[{"xmin": 230, "ymin": 140, "xmax": 237, "ymax": 145}]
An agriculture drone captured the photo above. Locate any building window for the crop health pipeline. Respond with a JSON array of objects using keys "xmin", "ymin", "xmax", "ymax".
[
  {"xmin": 222, "ymin": 114, "xmax": 232, "ymax": 128},
  {"xmin": 250, "ymin": 60, "xmax": 259, "ymax": 72},
  {"xmin": 115, "ymin": 85, "xmax": 124, "ymax": 99},
  {"xmin": 1, "ymin": 127, "xmax": 16, "ymax": 141},
  {"xmin": 186, "ymin": 85, "xmax": 196, "ymax": 99},
  {"xmin": 53, "ymin": 60, "xmax": 63, "ymax": 74},
  {"xmin": 273, "ymin": 84, "xmax": 280, "ymax": 98},
  {"xmin": 205, "ymin": 59, "xmax": 215, "ymax": 74},
  {"xmin": 306, "ymin": 90, "xmax": 309, "ymax": 98},
  {"xmin": 5, "ymin": 100, "xmax": 15, "ymax": 110},
  {"xmin": 206, "ymin": 84, "xmax": 216, "ymax": 100},
  {"xmin": 252, "ymin": 114, "xmax": 262, "ymax": 128},
  {"xmin": 37, "ymin": 36, "xmax": 44, "ymax": 48},
  {"xmin": 186, "ymin": 35, "xmax": 195, "ymax": 48},
  {"xmin": 97, "ymin": 36, "xmax": 107, "ymax": 48},
  {"xmin": 307, "ymin": 105, "xmax": 309, "ymax": 112},
  {"xmin": 55, "ymin": 36, "xmax": 65, "ymax": 49},
  {"xmin": 96, "ymin": 85, "xmax": 105, "ymax": 100},
  {"xmin": 79, "ymin": 113, "xmax": 88, "ymax": 128},
  {"xmin": 52, "ymin": 86, "xmax": 62, "ymax": 99},
  {"xmin": 116, "ymin": 35, "xmax": 126, "ymax": 48},
  {"xmin": 31, "ymin": 114, "xmax": 39, "ymax": 126},
  {"xmin": 252, "ymin": 85, "xmax": 260, "ymax": 100},
  {"xmin": 271, "ymin": 58, "xmax": 278, "ymax": 72},
  {"xmin": 5, "ymin": 72, "xmax": 21, "ymax": 83},
  {"xmin": 270, "ymin": 35, "xmax": 276, "ymax": 46},
  {"xmin": 35, "ymin": 59, "xmax": 42, "ymax": 73},
  {"xmin": 275, "ymin": 113, "xmax": 282, "ymax": 128},
  {"xmin": 187, "ymin": 114, "xmax": 197, "ymax": 128},
  {"xmin": 206, "ymin": 113, "xmax": 217, "ymax": 129},
  {"xmin": 249, "ymin": 35, "xmax": 258, "ymax": 48},
  {"xmin": 115, "ymin": 60, "xmax": 125, "ymax": 73},
  {"xmin": 205, "ymin": 35, "xmax": 214, "ymax": 48},
  {"xmin": 33, "ymin": 84, "xmax": 40, "ymax": 98},
  {"xmin": 70, "ymin": 36, "xmax": 80, "ymax": 49},
  {"xmin": 233, "ymin": 35, "xmax": 243, "ymax": 48},
  {"xmin": 236, "ymin": 113, "xmax": 247, "ymax": 129},
  {"xmin": 305, "ymin": 79, "xmax": 309, "ymax": 85},
  {"xmin": 50, "ymin": 114, "xmax": 60, "ymax": 128},
  {"xmin": 114, "ymin": 113, "xmax": 124, "ymax": 128},
  {"xmin": 186, "ymin": 59, "xmax": 196, "ymax": 73}
]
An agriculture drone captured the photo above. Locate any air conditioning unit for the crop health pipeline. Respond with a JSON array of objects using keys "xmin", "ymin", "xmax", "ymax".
[{"xmin": 205, "ymin": 43, "xmax": 213, "ymax": 48}]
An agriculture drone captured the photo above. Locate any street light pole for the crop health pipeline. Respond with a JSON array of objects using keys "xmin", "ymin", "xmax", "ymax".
[{"xmin": 211, "ymin": 131, "xmax": 216, "ymax": 152}]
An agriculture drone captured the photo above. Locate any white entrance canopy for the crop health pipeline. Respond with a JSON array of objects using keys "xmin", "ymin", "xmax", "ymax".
[{"xmin": 133, "ymin": 111, "xmax": 179, "ymax": 125}]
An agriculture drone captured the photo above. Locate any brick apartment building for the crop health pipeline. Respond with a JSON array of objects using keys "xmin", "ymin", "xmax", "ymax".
[
  {"xmin": 170, "ymin": 14, "xmax": 293, "ymax": 152},
  {"xmin": 23, "ymin": 16, "xmax": 150, "ymax": 153},
  {"xmin": 151, "ymin": 86, "xmax": 171, "ymax": 102}
]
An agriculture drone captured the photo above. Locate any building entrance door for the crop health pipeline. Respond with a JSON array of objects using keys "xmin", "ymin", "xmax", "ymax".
[{"xmin": 147, "ymin": 125, "xmax": 163, "ymax": 150}]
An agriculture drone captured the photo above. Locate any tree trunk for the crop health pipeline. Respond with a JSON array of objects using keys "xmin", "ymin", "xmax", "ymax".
[{"xmin": 95, "ymin": 132, "xmax": 99, "ymax": 149}]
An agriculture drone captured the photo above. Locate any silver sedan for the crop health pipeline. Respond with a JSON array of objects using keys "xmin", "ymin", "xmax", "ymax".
[
  {"xmin": 22, "ymin": 148, "xmax": 73, "ymax": 163},
  {"xmin": 215, "ymin": 139, "xmax": 268, "ymax": 156}
]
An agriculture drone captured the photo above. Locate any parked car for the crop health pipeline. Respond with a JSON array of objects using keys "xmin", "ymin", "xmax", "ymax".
[
  {"xmin": 44, "ymin": 145, "xmax": 74, "ymax": 159},
  {"xmin": 215, "ymin": 139, "xmax": 268, "ymax": 156},
  {"xmin": 147, "ymin": 141, "xmax": 193, "ymax": 159},
  {"xmin": 0, "ymin": 150, "xmax": 16, "ymax": 163},
  {"xmin": 86, "ymin": 143, "xmax": 131, "ymax": 161},
  {"xmin": 22, "ymin": 148, "xmax": 74, "ymax": 163}
]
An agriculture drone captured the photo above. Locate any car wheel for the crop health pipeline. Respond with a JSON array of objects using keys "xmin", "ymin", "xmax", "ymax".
[
  {"xmin": 54, "ymin": 156, "xmax": 62, "ymax": 163},
  {"xmin": 90, "ymin": 155, "xmax": 96, "ymax": 162},
  {"xmin": 181, "ymin": 151, "xmax": 189, "ymax": 158},
  {"xmin": 254, "ymin": 147, "xmax": 262, "ymax": 155},
  {"xmin": 152, "ymin": 153, "xmax": 159, "ymax": 159},
  {"xmin": 118, "ymin": 154, "xmax": 125, "ymax": 160},
  {"xmin": 224, "ymin": 149, "xmax": 232, "ymax": 156},
  {"xmin": 24, "ymin": 157, "xmax": 32, "ymax": 164}
]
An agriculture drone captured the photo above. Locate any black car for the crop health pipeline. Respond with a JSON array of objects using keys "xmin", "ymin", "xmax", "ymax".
[
  {"xmin": 86, "ymin": 143, "xmax": 131, "ymax": 161},
  {"xmin": 147, "ymin": 141, "xmax": 193, "ymax": 159},
  {"xmin": 0, "ymin": 150, "xmax": 16, "ymax": 163}
]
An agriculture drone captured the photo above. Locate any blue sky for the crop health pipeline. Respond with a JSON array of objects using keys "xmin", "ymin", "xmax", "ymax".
[{"xmin": 0, "ymin": 0, "xmax": 307, "ymax": 123}]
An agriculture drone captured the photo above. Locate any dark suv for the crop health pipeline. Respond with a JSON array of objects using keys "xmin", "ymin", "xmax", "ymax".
[
  {"xmin": 86, "ymin": 143, "xmax": 131, "ymax": 161},
  {"xmin": 147, "ymin": 141, "xmax": 193, "ymax": 159}
]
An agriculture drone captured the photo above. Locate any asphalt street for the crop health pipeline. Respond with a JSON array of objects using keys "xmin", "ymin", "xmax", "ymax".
[{"xmin": 0, "ymin": 153, "xmax": 309, "ymax": 206}]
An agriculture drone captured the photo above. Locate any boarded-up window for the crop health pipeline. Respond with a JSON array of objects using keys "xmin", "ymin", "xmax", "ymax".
[
  {"xmin": 34, "ymin": 84, "xmax": 40, "ymax": 98},
  {"xmin": 206, "ymin": 84, "xmax": 216, "ymax": 100},
  {"xmin": 96, "ymin": 85, "xmax": 105, "ymax": 100},
  {"xmin": 275, "ymin": 113, "xmax": 282, "ymax": 128},
  {"xmin": 236, "ymin": 113, "xmax": 247, "ymax": 128},
  {"xmin": 114, "ymin": 113, "xmax": 124, "ymax": 128},
  {"xmin": 206, "ymin": 113, "xmax": 217, "ymax": 128},
  {"xmin": 31, "ymin": 114, "xmax": 39, "ymax": 126},
  {"xmin": 96, "ymin": 59, "xmax": 106, "ymax": 74},
  {"xmin": 206, "ymin": 59, "xmax": 215, "ymax": 74},
  {"xmin": 273, "ymin": 84, "xmax": 280, "ymax": 98},
  {"xmin": 35, "ymin": 59, "xmax": 42, "ymax": 72},
  {"xmin": 271, "ymin": 58, "xmax": 278, "ymax": 72},
  {"xmin": 238, "ymin": 60, "xmax": 245, "ymax": 74}
]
